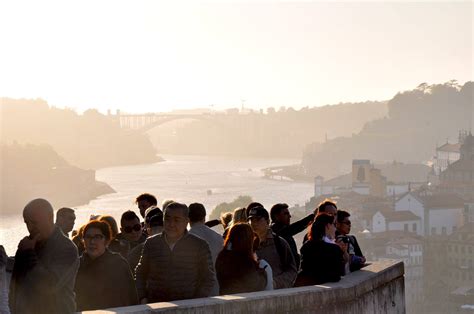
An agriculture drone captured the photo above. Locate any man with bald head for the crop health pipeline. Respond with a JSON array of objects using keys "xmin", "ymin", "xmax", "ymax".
[{"xmin": 9, "ymin": 199, "xmax": 79, "ymax": 314}]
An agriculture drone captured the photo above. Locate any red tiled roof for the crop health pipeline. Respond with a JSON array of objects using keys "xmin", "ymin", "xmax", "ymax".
[
  {"xmin": 437, "ymin": 143, "xmax": 461, "ymax": 153},
  {"xmin": 379, "ymin": 210, "xmax": 421, "ymax": 222}
]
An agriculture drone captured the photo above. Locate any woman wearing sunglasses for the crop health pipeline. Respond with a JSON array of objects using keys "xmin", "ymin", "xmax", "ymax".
[
  {"xmin": 74, "ymin": 220, "xmax": 138, "ymax": 311},
  {"xmin": 294, "ymin": 213, "xmax": 349, "ymax": 286}
]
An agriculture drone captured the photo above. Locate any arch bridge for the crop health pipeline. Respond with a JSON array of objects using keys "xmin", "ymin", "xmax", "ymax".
[{"xmin": 115, "ymin": 113, "xmax": 218, "ymax": 132}]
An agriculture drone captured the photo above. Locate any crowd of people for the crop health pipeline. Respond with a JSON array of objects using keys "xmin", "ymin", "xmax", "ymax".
[{"xmin": 0, "ymin": 193, "xmax": 366, "ymax": 313}]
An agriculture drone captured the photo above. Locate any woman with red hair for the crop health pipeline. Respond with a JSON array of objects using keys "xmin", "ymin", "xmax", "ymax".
[{"xmin": 215, "ymin": 223, "xmax": 267, "ymax": 294}]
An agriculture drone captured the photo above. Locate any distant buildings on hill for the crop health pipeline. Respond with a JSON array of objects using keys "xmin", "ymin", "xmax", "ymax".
[{"xmin": 303, "ymin": 131, "xmax": 474, "ymax": 312}]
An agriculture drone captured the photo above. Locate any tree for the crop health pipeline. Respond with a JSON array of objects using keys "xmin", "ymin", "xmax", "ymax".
[{"xmin": 209, "ymin": 195, "xmax": 253, "ymax": 220}]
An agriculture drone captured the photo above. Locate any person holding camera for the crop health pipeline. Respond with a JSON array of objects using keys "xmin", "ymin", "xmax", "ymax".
[{"xmin": 336, "ymin": 210, "xmax": 366, "ymax": 272}]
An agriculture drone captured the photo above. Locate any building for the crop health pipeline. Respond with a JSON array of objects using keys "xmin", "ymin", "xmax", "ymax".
[
  {"xmin": 439, "ymin": 132, "xmax": 474, "ymax": 201},
  {"xmin": 433, "ymin": 142, "xmax": 461, "ymax": 175},
  {"xmin": 432, "ymin": 131, "xmax": 470, "ymax": 175},
  {"xmin": 371, "ymin": 210, "xmax": 422, "ymax": 236},
  {"xmin": 395, "ymin": 191, "xmax": 465, "ymax": 236}
]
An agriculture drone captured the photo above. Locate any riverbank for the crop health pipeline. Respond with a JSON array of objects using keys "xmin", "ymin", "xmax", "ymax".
[{"xmin": 262, "ymin": 164, "xmax": 313, "ymax": 182}]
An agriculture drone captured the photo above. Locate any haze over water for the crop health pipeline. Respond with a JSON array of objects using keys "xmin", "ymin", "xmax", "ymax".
[{"xmin": 0, "ymin": 154, "xmax": 314, "ymax": 255}]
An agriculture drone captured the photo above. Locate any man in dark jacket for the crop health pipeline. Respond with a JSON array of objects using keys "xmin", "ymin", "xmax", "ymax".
[
  {"xmin": 270, "ymin": 203, "xmax": 314, "ymax": 267},
  {"xmin": 336, "ymin": 210, "xmax": 366, "ymax": 271},
  {"xmin": 135, "ymin": 202, "xmax": 216, "ymax": 303},
  {"xmin": 9, "ymin": 198, "xmax": 79, "ymax": 314}
]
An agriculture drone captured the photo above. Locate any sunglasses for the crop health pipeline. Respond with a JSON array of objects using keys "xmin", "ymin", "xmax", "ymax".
[{"xmin": 123, "ymin": 224, "xmax": 142, "ymax": 233}]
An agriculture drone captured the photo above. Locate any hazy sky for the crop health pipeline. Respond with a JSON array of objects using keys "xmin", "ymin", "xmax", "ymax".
[{"xmin": 0, "ymin": 1, "xmax": 472, "ymax": 113}]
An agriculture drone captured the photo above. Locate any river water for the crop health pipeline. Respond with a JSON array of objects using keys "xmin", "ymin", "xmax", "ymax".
[{"xmin": 0, "ymin": 155, "xmax": 314, "ymax": 255}]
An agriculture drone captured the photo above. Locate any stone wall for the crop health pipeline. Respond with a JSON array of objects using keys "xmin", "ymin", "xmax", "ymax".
[{"xmin": 83, "ymin": 259, "xmax": 405, "ymax": 314}]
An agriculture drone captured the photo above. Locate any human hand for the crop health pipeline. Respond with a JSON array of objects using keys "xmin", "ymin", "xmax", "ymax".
[
  {"xmin": 18, "ymin": 234, "xmax": 40, "ymax": 251},
  {"xmin": 335, "ymin": 240, "xmax": 348, "ymax": 253}
]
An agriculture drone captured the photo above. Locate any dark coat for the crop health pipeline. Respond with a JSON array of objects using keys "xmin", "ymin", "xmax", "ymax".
[
  {"xmin": 75, "ymin": 249, "xmax": 138, "ymax": 311},
  {"xmin": 215, "ymin": 250, "xmax": 267, "ymax": 295},
  {"xmin": 271, "ymin": 213, "xmax": 314, "ymax": 267},
  {"xmin": 296, "ymin": 240, "xmax": 345, "ymax": 286},
  {"xmin": 135, "ymin": 232, "xmax": 216, "ymax": 302},
  {"xmin": 9, "ymin": 227, "xmax": 79, "ymax": 314}
]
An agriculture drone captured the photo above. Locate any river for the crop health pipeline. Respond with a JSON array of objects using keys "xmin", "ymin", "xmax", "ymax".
[{"xmin": 0, "ymin": 155, "xmax": 314, "ymax": 255}]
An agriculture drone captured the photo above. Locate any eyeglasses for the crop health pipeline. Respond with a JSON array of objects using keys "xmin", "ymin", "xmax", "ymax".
[
  {"xmin": 84, "ymin": 234, "xmax": 105, "ymax": 241},
  {"xmin": 123, "ymin": 224, "xmax": 142, "ymax": 233}
]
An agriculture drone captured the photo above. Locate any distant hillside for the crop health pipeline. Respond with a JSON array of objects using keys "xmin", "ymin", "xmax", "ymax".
[
  {"xmin": 0, "ymin": 143, "xmax": 114, "ymax": 214},
  {"xmin": 302, "ymin": 81, "xmax": 473, "ymax": 178},
  {"xmin": 149, "ymin": 101, "xmax": 388, "ymax": 158},
  {"xmin": 0, "ymin": 98, "xmax": 159, "ymax": 169}
]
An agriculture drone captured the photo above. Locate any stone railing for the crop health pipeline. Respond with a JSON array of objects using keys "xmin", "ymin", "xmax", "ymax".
[{"xmin": 83, "ymin": 259, "xmax": 405, "ymax": 314}]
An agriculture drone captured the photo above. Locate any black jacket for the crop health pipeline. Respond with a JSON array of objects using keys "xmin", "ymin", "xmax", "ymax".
[
  {"xmin": 75, "ymin": 250, "xmax": 138, "ymax": 311},
  {"xmin": 271, "ymin": 213, "xmax": 314, "ymax": 267},
  {"xmin": 9, "ymin": 227, "xmax": 79, "ymax": 314},
  {"xmin": 296, "ymin": 239, "xmax": 345, "ymax": 285},
  {"xmin": 215, "ymin": 250, "xmax": 267, "ymax": 295}
]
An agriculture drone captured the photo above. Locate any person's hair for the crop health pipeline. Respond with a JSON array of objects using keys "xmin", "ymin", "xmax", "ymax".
[
  {"xmin": 189, "ymin": 203, "xmax": 206, "ymax": 222},
  {"xmin": 316, "ymin": 199, "xmax": 337, "ymax": 214},
  {"xmin": 57, "ymin": 207, "xmax": 75, "ymax": 217},
  {"xmin": 164, "ymin": 202, "xmax": 189, "ymax": 218},
  {"xmin": 270, "ymin": 203, "xmax": 289, "ymax": 222},
  {"xmin": 246, "ymin": 202, "xmax": 263, "ymax": 217},
  {"xmin": 161, "ymin": 199, "xmax": 175, "ymax": 211},
  {"xmin": 145, "ymin": 207, "xmax": 163, "ymax": 223},
  {"xmin": 149, "ymin": 214, "xmax": 164, "ymax": 227},
  {"xmin": 135, "ymin": 193, "xmax": 157, "ymax": 206},
  {"xmin": 232, "ymin": 207, "xmax": 247, "ymax": 224},
  {"xmin": 308, "ymin": 213, "xmax": 335, "ymax": 241},
  {"xmin": 73, "ymin": 224, "xmax": 87, "ymax": 240},
  {"xmin": 81, "ymin": 220, "xmax": 112, "ymax": 242},
  {"xmin": 224, "ymin": 223, "xmax": 257, "ymax": 263},
  {"xmin": 336, "ymin": 210, "xmax": 350, "ymax": 223},
  {"xmin": 220, "ymin": 212, "xmax": 233, "ymax": 229},
  {"xmin": 120, "ymin": 210, "xmax": 140, "ymax": 225},
  {"xmin": 98, "ymin": 215, "xmax": 119, "ymax": 238}
]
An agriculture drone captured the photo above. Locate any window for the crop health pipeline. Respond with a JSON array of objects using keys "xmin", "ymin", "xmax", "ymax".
[
  {"xmin": 442, "ymin": 227, "xmax": 447, "ymax": 235},
  {"xmin": 431, "ymin": 227, "xmax": 436, "ymax": 235},
  {"xmin": 413, "ymin": 223, "xmax": 417, "ymax": 232},
  {"xmin": 404, "ymin": 224, "xmax": 409, "ymax": 231}
]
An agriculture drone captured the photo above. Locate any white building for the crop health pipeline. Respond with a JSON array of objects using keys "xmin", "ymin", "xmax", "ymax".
[
  {"xmin": 372, "ymin": 210, "xmax": 422, "ymax": 236},
  {"xmin": 395, "ymin": 192, "xmax": 465, "ymax": 236}
]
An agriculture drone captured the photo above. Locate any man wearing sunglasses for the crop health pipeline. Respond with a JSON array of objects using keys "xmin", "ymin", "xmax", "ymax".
[
  {"xmin": 335, "ymin": 210, "xmax": 366, "ymax": 271},
  {"xmin": 118, "ymin": 211, "xmax": 146, "ymax": 251}
]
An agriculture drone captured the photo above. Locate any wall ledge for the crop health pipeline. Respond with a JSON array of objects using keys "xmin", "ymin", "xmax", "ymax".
[{"xmin": 83, "ymin": 259, "xmax": 405, "ymax": 314}]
